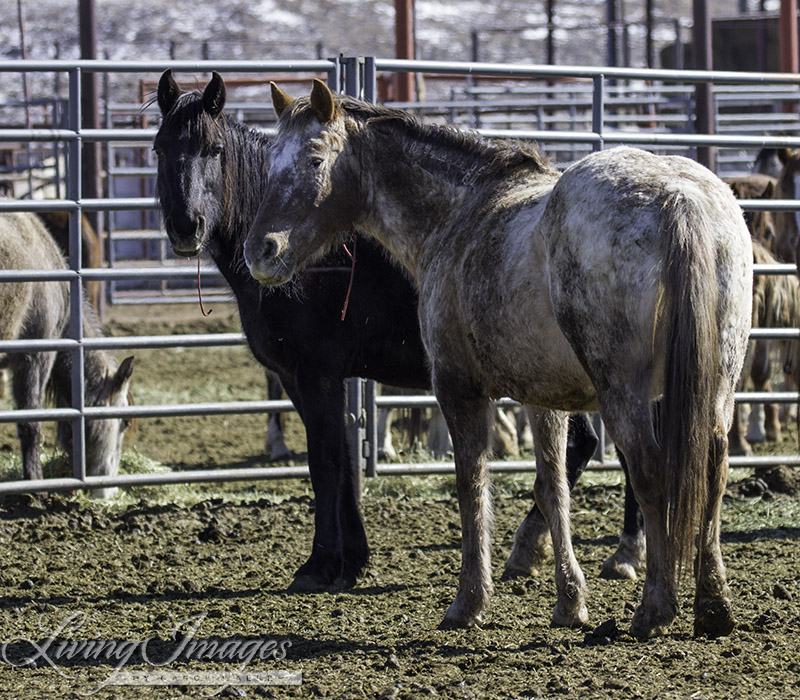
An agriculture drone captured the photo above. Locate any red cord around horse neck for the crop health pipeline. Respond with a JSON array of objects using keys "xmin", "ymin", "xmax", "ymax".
[
  {"xmin": 198, "ymin": 256, "xmax": 213, "ymax": 317},
  {"xmin": 340, "ymin": 232, "xmax": 357, "ymax": 321}
]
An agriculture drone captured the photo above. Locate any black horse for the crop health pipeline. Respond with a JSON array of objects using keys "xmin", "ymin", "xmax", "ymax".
[{"xmin": 153, "ymin": 70, "xmax": 640, "ymax": 591}]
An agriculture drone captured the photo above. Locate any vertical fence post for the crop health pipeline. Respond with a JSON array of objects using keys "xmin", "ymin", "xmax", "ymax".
[
  {"xmin": 592, "ymin": 74, "xmax": 604, "ymax": 152},
  {"xmin": 591, "ymin": 71, "xmax": 608, "ymax": 461},
  {"xmin": 362, "ymin": 57, "xmax": 379, "ymax": 480},
  {"xmin": 363, "ymin": 56, "xmax": 377, "ymax": 104},
  {"xmin": 342, "ymin": 56, "xmax": 368, "ymax": 493},
  {"xmin": 68, "ymin": 67, "xmax": 87, "ymax": 482}
]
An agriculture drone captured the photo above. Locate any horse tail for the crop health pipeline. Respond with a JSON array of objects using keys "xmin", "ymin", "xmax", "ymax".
[{"xmin": 658, "ymin": 191, "xmax": 719, "ymax": 574}]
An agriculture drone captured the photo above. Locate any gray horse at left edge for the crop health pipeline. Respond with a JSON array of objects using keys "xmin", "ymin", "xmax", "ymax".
[{"xmin": 0, "ymin": 209, "xmax": 134, "ymax": 498}]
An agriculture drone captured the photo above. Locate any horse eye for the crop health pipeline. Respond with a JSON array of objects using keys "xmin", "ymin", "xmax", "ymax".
[
  {"xmin": 210, "ymin": 145, "xmax": 223, "ymax": 157},
  {"xmin": 309, "ymin": 156, "xmax": 324, "ymax": 169},
  {"xmin": 152, "ymin": 146, "xmax": 163, "ymax": 158}
]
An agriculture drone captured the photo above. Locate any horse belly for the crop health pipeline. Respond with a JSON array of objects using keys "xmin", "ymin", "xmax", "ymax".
[{"xmin": 453, "ymin": 280, "xmax": 600, "ymax": 411}]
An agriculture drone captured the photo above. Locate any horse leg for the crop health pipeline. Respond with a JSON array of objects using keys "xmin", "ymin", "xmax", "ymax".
[
  {"xmin": 491, "ymin": 407, "xmax": 519, "ymax": 458},
  {"xmin": 727, "ymin": 402, "xmax": 752, "ymax": 456},
  {"xmin": 745, "ymin": 340, "xmax": 774, "ymax": 443},
  {"xmin": 527, "ymin": 407, "xmax": 588, "ymax": 626},
  {"xmin": 377, "ymin": 406, "xmax": 399, "ymax": 462},
  {"xmin": 599, "ymin": 450, "xmax": 646, "ymax": 580},
  {"xmin": 600, "ymin": 397, "xmax": 678, "ymax": 638},
  {"xmin": 517, "ymin": 408, "xmax": 534, "ymax": 451},
  {"xmin": 503, "ymin": 412, "xmax": 597, "ymax": 579},
  {"xmin": 694, "ymin": 431, "xmax": 735, "ymax": 638},
  {"xmin": 427, "ymin": 408, "xmax": 453, "ymax": 457},
  {"xmin": 437, "ymin": 384, "xmax": 494, "ymax": 628},
  {"xmin": 264, "ymin": 371, "xmax": 291, "ymax": 460},
  {"xmin": 779, "ymin": 340, "xmax": 796, "ymax": 423},
  {"xmin": 287, "ymin": 376, "xmax": 368, "ymax": 592},
  {"xmin": 13, "ymin": 353, "xmax": 54, "ymax": 481}
]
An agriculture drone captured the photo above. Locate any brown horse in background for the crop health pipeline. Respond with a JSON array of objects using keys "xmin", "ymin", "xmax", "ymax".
[{"xmin": 37, "ymin": 211, "xmax": 103, "ymax": 313}]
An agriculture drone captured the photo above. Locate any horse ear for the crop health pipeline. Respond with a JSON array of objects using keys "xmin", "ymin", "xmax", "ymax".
[
  {"xmin": 203, "ymin": 71, "xmax": 227, "ymax": 118},
  {"xmin": 778, "ymin": 148, "xmax": 792, "ymax": 165},
  {"xmin": 112, "ymin": 356, "xmax": 135, "ymax": 395},
  {"xmin": 310, "ymin": 78, "xmax": 336, "ymax": 123},
  {"xmin": 761, "ymin": 180, "xmax": 775, "ymax": 199},
  {"xmin": 157, "ymin": 69, "xmax": 182, "ymax": 115},
  {"xmin": 270, "ymin": 82, "xmax": 294, "ymax": 117}
]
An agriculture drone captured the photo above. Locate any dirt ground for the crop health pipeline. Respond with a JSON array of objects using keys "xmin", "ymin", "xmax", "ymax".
[{"xmin": 0, "ymin": 302, "xmax": 799, "ymax": 700}]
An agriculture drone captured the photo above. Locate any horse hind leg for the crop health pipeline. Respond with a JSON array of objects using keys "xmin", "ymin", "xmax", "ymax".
[
  {"xmin": 601, "ymin": 397, "xmax": 679, "ymax": 638},
  {"xmin": 693, "ymin": 430, "xmax": 736, "ymax": 638}
]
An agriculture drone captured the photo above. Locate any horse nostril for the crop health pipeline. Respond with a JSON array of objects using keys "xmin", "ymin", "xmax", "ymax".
[{"xmin": 261, "ymin": 237, "xmax": 278, "ymax": 262}]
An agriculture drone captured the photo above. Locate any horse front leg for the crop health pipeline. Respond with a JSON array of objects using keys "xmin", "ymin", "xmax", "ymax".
[
  {"xmin": 13, "ymin": 353, "xmax": 53, "ymax": 482},
  {"xmin": 527, "ymin": 407, "xmax": 589, "ymax": 627},
  {"xmin": 287, "ymin": 376, "xmax": 368, "ymax": 592},
  {"xmin": 504, "ymin": 412, "xmax": 597, "ymax": 579},
  {"xmin": 437, "ymin": 387, "xmax": 494, "ymax": 629}
]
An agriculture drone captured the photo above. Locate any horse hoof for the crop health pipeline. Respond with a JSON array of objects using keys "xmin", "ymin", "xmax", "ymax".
[
  {"xmin": 599, "ymin": 556, "xmax": 638, "ymax": 581},
  {"xmin": 629, "ymin": 606, "xmax": 674, "ymax": 639},
  {"xmin": 267, "ymin": 445, "xmax": 292, "ymax": 461},
  {"xmin": 287, "ymin": 574, "xmax": 330, "ymax": 593},
  {"xmin": 551, "ymin": 603, "xmax": 589, "ymax": 628},
  {"xmin": 500, "ymin": 565, "xmax": 540, "ymax": 581},
  {"xmin": 332, "ymin": 572, "xmax": 358, "ymax": 590},
  {"xmin": 439, "ymin": 611, "xmax": 481, "ymax": 630},
  {"xmin": 694, "ymin": 600, "xmax": 735, "ymax": 638}
]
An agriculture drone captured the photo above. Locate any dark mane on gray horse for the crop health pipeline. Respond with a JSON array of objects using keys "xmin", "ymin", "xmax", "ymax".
[{"xmin": 286, "ymin": 94, "xmax": 555, "ymax": 179}]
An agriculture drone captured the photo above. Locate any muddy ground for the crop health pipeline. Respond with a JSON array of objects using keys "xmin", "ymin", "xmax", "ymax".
[{"xmin": 0, "ymin": 303, "xmax": 799, "ymax": 700}]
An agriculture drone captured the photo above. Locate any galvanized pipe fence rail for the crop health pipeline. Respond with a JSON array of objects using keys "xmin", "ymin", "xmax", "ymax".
[{"xmin": 1, "ymin": 57, "xmax": 800, "ymax": 495}]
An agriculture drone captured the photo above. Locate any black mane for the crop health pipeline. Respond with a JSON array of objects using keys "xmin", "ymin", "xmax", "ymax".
[
  {"xmin": 158, "ymin": 91, "xmax": 272, "ymax": 253},
  {"xmin": 338, "ymin": 96, "xmax": 556, "ymax": 179}
]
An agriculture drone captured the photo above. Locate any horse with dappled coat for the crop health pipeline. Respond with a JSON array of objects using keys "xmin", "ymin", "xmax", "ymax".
[
  {"xmin": 0, "ymin": 209, "xmax": 134, "ymax": 498},
  {"xmin": 153, "ymin": 70, "xmax": 627, "ymax": 594},
  {"xmin": 244, "ymin": 80, "xmax": 753, "ymax": 639}
]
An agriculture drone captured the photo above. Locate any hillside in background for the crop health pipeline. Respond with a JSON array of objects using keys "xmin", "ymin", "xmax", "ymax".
[{"xmin": 1, "ymin": 0, "xmax": 768, "ymax": 107}]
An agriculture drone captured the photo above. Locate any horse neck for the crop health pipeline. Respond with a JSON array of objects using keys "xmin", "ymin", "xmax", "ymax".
[
  {"xmin": 213, "ymin": 120, "xmax": 272, "ymax": 278},
  {"xmin": 354, "ymin": 121, "xmax": 551, "ymax": 279},
  {"xmin": 50, "ymin": 309, "xmax": 113, "ymax": 406}
]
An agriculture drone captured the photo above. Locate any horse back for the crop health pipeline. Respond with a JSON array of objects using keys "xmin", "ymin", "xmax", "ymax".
[
  {"xmin": 0, "ymin": 211, "xmax": 70, "ymax": 348},
  {"xmin": 38, "ymin": 211, "xmax": 103, "ymax": 312}
]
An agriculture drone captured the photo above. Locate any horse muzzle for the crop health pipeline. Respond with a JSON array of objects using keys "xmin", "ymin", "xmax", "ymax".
[
  {"xmin": 164, "ymin": 215, "xmax": 206, "ymax": 257},
  {"xmin": 244, "ymin": 231, "xmax": 295, "ymax": 286}
]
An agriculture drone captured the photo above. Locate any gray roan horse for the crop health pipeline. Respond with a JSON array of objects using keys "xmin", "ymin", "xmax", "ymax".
[
  {"xmin": 0, "ymin": 210, "xmax": 134, "ymax": 498},
  {"xmin": 244, "ymin": 81, "xmax": 753, "ymax": 640}
]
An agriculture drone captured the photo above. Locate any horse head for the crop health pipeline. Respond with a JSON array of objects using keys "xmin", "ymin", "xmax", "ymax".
[
  {"xmin": 59, "ymin": 354, "xmax": 134, "ymax": 499},
  {"xmin": 245, "ymin": 79, "xmax": 361, "ymax": 286},
  {"xmin": 154, "ymin": 69, "xmax": 228, "ymax": 257},
  {"xmin": 774, "ymin": 147, "xmax": 800, "ymax": 264}
]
